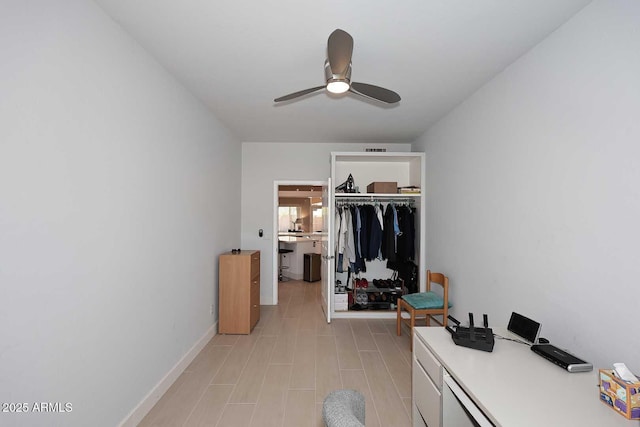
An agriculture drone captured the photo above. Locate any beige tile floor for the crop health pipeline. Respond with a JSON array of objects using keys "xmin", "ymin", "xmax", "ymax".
[{"xmin": 139, "ymin": 280, "xmax": 414, "ymax": 427}]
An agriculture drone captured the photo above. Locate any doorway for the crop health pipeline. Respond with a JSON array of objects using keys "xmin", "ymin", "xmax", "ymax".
[{"xmin": 272, "ymin": 180, "xmax": 326, "ymax": 306}]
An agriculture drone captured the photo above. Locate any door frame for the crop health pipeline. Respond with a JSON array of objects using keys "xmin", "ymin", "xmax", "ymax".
[{"xmin": 272, "ymin": 180, "xmax": 327, "ymax": 305}]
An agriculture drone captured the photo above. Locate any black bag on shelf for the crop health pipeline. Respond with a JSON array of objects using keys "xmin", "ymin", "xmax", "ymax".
[{"xmin": 396, "ymin": 260, "xmax": 418, "ymax": 294}]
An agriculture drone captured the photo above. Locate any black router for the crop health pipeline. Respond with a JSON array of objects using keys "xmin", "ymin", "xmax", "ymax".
[{"xmin": 446, "ymin": 313, "xmax": 495, "ymax": 352}]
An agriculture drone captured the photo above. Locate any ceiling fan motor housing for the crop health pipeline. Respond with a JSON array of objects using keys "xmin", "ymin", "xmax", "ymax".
[{"xmin": 324, "ymin": 59, "xmax": 351, "ymax": 87}]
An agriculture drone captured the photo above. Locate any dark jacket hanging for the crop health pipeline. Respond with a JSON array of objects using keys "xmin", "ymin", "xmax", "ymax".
[
  {"xmin": 396, "ymin": 205, "xmax": 415, "ymax": 263},
  {"xmin": 350, "ymin": 206, "xmax": 366, "ymax": 273},
  {"xmin": 366, "ymin": 204, "xmax": 383, "ymax": 261},
  {"xmin": 382, "ymin": 204, "xmax": 397, "ymax": 265}
]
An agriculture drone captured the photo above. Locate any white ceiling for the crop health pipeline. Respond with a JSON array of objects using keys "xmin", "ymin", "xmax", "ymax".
[{"xmin": 94, "ymin": 0, "xmax": 591, "ymax": 143}]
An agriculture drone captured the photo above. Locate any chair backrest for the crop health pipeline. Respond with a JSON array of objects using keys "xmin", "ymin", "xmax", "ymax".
[
  {"xmin": 426, "ymin": 270, "xmax": 449, "ymax": 314},
  {"xmin": 427, "ymin": 271, "xmax": 447, "ymax": 289}
]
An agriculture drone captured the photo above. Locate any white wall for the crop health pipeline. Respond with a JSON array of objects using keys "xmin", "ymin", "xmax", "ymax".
[
  {"xmin": 241, "ymin": 142, "xmax": 410, "ymax": 304},
  {"xmin": 413, "ymin": 0, "xmax": 640, "ymax": 371},
  {"xmin": 0, "ymin": 1, "xmax": 240, "ymax": 426}
]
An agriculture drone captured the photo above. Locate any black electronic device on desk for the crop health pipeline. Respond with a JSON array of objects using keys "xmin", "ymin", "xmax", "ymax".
[
  {"xmin": 530, "ymin": 344, "xmax": 593, "ymax": 373},
  {"xmin": 446, "ymin": 313, "xmax": 495, "ymax": 352},
  {"xmin": 507, "ymin": 311, "xmax": 541, "ymax": 344}
]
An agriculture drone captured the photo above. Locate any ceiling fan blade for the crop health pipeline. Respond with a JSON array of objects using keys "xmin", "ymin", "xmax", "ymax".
[
  {"xmin": 274, "ymin": 86, "xmax": 325, "ymax": 102},
  {"xmin": 350, "ymin": 82, "xmax": 401, "ymax": 104},
  {"xmin": 327, "ymin": 29, "xmax": 353, "ymax": 77}
]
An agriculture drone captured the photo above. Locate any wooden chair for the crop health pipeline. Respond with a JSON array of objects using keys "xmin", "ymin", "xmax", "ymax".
[{"xmin": 397, "ymin": 270, "xmax": 449, "ymax": 350}]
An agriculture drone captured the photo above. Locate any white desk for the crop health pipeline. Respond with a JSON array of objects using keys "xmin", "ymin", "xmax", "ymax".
[{"xmin": 413, "ymin": 327, "xmax": 634, "ymax": 426}]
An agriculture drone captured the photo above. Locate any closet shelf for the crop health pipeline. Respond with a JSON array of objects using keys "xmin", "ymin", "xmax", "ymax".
[
  {"xmin": 335, "ymin": 193, "xmax": 419, "ymax": 205},
  {"xmin": 335, "ymin": 193, "xmax": 420, "ymax": 198},
  {"xmin": 357, "ymin": 286, "xmax": 403, "ymax": 293}
]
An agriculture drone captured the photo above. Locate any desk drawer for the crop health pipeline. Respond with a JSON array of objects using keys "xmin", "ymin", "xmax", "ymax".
[
  {"xmin": 414, "ymin": 334, "xmax": 443, "ymax": 390},
  {"xmin": 413, "ymin": 357, "xmax": 441, "ymax": 427},
  {"xmin": 251, "ymin": 251, "xmax": 260, "ymax": 278}
]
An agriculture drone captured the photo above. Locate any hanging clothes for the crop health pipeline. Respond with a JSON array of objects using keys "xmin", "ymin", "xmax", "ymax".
[
  {"xmin": 335, "ymin": 207, "xmax": 344, "ymax": 273},
  {"xmin": 335, "ymin": 206, "xmax": 357, "ymax": 273},
  {"xmin": 384, "ymin": 203, "xmax": 416, "ymax": 270},
  {"xmin": 344, "ymin": 208, "xmax": 356, "ymax": 267},
  {"xmin": 358, "ymin": 204, "xmax": 372, "ymax": 261},
  {"xmin": 364, "ymin": 204, "xmax": 382, "ymax": 261},
  {"xmin": 351, "ymin": 205, "xmax": 366, "ymax": 273},
  {"xmin": 337, "ymin": 200, "xmax": 414, "ymax": 273},
  {"xmin": 381, "ymin": 203, "xmax": 397, "ymax": 263},
  {"xmin": 396, "ymin": 205, "xmax": 415, "ymax": 262},
  {"xmin": 373, "ymin": 203, "xmax": 385, "ymax": 260}
]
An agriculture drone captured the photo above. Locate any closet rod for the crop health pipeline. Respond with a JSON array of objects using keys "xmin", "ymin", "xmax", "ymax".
[{"xmin": 335, "ymin": 197, "xmax": 415, "ymax": 205}]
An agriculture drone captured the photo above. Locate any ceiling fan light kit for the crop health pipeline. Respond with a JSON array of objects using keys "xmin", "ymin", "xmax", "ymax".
[
  {"xmin": 325, "ymin": 59, "xmax": 351, "ymax": 94},
  {"xmin": 274, "ymin": 29, "xmax": 400, "ymax": 104},
  {"xmin": 326, "ymin": 81, "xmax": 350, "ymax": 94}
]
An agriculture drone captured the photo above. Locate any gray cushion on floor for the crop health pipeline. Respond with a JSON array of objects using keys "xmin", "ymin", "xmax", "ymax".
[{"xmin": 322, "ymin": 389, "xmax": 365, "ymax": 427}]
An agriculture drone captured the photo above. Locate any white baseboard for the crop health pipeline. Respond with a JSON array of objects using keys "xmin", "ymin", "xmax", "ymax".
[{"xmin": 118, "ymin": 322, "xmax": 217, "ymax": 427}]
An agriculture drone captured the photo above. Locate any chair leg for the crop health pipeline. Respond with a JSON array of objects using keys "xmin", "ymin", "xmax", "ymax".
[{"xmin": 426, "ymin": 314, "xmax": 431, "ymax": 327}]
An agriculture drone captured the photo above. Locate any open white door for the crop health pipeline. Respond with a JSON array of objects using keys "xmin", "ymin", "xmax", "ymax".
[{"xmin": 320, "ymin": 178, "xmax": 333, "ymax": 323}]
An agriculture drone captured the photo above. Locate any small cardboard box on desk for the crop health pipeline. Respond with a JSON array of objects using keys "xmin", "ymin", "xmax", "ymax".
[{"xmin": 599, "ymin": 369, "xmax": 640, "ymax": 420}]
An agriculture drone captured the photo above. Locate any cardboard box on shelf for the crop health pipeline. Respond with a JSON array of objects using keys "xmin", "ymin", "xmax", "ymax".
[{"xmin": 366, "ymin": 182, "xmax": 397, "ymax": 194}]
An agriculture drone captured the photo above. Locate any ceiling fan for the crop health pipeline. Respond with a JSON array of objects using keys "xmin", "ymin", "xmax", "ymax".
[{"xmin": 274, "ymin": 29, "xmax": 401, "ymax": 104}]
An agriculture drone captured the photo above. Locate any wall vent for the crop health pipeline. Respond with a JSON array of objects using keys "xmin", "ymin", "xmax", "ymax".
[{"xmin": 365, "ymin": 148, "xmax": 387, "ymax": 152}]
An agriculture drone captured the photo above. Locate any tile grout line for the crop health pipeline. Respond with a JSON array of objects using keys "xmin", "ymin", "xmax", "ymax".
[
  {"xmin": 216, "ymin": 327, "xmax": 272, "ymax": 427},
  {"xmin": 277, "ymin": 362, "xmax": 294, "ymax": 427},
  {"xmin": 184, "ymin": 339, "xmax": 237, "ymax": 427},
  {"xmin": 179, "ymin": 339, "xmax": 235, "ymax": 427},
  {"xmin": 282, "ymin": 282, "xmax": 305, "ymax": 427},
  {"xmin": 217, "ymin": 334, "xmax": 264, "ymax": 422},
  {"xmin": 372, "ymin": 324, "xmax": 411, "ymax": 419},
  {"xmin": 277, "ymin": 281, "xmax": 295, "ymax": 427},
  {"xmin": 351, "ymin": 318, "xmax": 384, "ymax": 427},
  {"xmin": 245, "ymin": 339, "xmax": 280, "ymax": 427}
]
